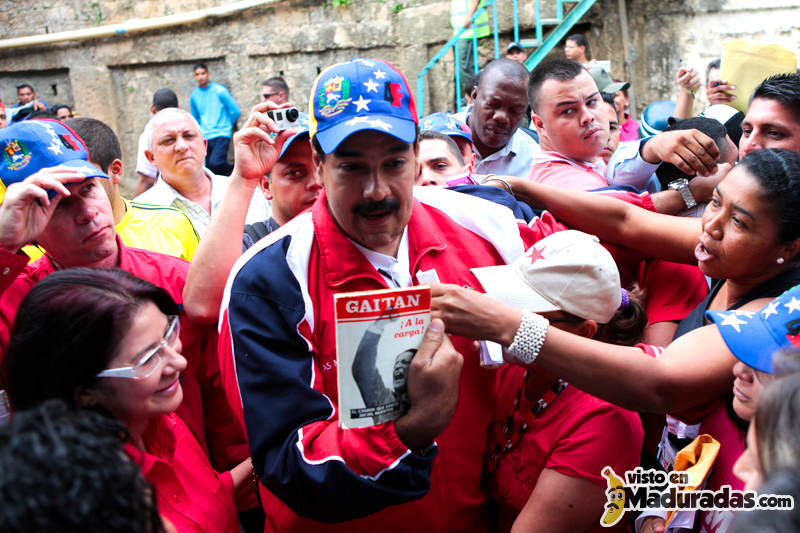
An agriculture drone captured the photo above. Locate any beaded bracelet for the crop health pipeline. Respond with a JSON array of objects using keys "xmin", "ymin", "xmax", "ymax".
[{"xmin": 507, "ymin": 311, "xmax": 549, "ymax": 365}]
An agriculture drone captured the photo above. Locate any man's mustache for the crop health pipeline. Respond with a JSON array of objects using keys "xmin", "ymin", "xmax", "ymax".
[{"xmin": 353, "ymin": 198, "xmax": 401, "ymax": 216}]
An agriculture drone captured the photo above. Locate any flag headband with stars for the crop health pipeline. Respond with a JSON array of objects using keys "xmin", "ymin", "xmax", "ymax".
[
  {"xmin": 706, "ymin": 285, "xmax": 800, "ymax": 374},
  {"xmin": 470, "ymin": 230, "xmax": 622, "ymax": 324},
  {"xmin": 0, "ymin": 119, "xmax": 108, "ymax": 198},
  {"xmin": 308, "ymin": 58, "xmax": 418, "ymax": 154}
]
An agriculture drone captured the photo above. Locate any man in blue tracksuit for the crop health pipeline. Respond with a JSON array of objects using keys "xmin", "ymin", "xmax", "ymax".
[{"xmin": 190, "ymin": 63, "xmax": 240, "ymax": 176}]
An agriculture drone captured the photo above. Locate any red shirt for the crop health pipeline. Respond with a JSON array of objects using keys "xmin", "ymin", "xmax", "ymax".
[
  {"xmin": 527, "ymin": 152, "xmax": 608, "ymax": 191},
  {"xmin": 0, "ymin": 237, "xmax": 249, "ymax": 472},
  {"xmin": 125, "ymin": 413, "xmax": 239, "ymax": 533},
  {"xmin": 488, "ymin": 352, "xmax": 649, "ymax": 533}
]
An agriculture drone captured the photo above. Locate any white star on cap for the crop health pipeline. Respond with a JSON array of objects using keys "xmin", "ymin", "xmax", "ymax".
[
  {"xmin": 762, "ymin": 301, "xmax": 780, "ymax": 319},
  {"xmin": 733, "ymin": 310, "xmax": 755, "ymax": 318},
  {"xmin": 369, "ymin": 118, "xmax": 392, "ymax": 130},
  {"xmin": 47, "ymin": 141, "xmax": 63, "ymax": 155},
  {"xmin": 373, "ymin": 70, "xmax": 386, "ymax": 80},
  {"xmin": 344, "ymin": 116, "xmax": 373, "ymax": 127},
  {"xmin": 784, "ymin": 296, "xmax": 800, "ymax": 313},
  {"xmin": 353, "ymin": 95, "xmax": 371, "ymax": 111},
  {"xmin": 363, "ymin": 79, "xmax": 379, "ymax": 93},
  {"xmin": 357, "ymin": 59, "xmax": 375, "ymax": 67},
  {"xmin": 719, "ymin": 312, "xmax": 748, "ymax": 333}
]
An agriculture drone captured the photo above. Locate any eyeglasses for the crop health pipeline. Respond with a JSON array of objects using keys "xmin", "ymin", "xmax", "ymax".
[
  {"xmin": 97, "ymin": 315, "xmax": 180, "ymax": 379},
  {"xmin": 262, "ymin": 92, "xmax": 278, "ymax": 100}
]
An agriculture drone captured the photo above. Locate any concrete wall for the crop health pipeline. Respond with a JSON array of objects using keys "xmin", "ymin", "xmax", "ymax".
[{"xmin": 1, "ymin": 0, "xmax": 798, "ymax": 193}]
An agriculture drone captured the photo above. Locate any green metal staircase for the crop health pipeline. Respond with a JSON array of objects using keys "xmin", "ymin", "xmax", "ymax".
[{"xmin": 416, "ymin": 0, "xmax": 598, "ymax": 115}]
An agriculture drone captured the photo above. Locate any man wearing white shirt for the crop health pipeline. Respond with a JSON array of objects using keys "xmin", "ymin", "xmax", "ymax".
[
  {"xmin": 137, "ymin": 108, "xmax": 266, "ymax": 236},
  {"xmin": 453, "ymin": 59, "xmax": 539, "ymax": 178}
]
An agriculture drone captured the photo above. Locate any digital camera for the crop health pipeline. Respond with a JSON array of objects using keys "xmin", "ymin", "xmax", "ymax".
[{"xmin": 267, "ymin": 107, "xmax": 300, "ymax": 131}]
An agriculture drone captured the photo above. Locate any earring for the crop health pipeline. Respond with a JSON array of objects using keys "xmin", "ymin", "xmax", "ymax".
[{"xmin": 777, "ymin": 257, "xmax": 785, "ymax": 264}]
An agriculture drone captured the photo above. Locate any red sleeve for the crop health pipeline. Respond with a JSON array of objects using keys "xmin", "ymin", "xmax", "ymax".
[
  {"xmin": 519, "ymin": 211, "xmax": 569, "ymax": 248},
  {"xmin": 639, "ymin": 259, "xmax": 708, "ymax": 324},
  {"xmin": 593, "ymin": 189, "xmax": 656, "ymax": 212}
]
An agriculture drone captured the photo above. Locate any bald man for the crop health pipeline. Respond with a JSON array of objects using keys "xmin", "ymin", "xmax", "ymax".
[{"xmin": 137, "ymin": 108, "xmax": 267, "ymax": 236}]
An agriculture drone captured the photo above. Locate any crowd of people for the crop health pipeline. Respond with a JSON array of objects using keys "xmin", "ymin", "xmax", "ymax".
[{"xmin": 0, "ymin": 32, "xmax": 799, "ymax": 533}]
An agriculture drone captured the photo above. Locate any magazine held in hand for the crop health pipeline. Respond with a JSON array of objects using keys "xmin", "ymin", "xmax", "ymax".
[{"xmin": 334, "ymin": 285, "xmax": 431, "ymax": 429}]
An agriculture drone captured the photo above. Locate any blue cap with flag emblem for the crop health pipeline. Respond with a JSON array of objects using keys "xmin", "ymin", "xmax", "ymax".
[
  {"xmin": 308, "ymin": 58, "xmax": 418, "ymax": 154},
  {"xmin": 0, "ymin": 119, "xmax": 108, "ymax": 199}
]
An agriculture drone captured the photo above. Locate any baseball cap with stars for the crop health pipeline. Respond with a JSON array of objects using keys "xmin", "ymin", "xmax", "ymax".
[
  {"xmin": 308, "ymin": 58, "xmax": 418, "ymax": 154},
  {"xmin": 706, "ymin": 285, "xmax": 800, "ymax": 374},
  {"xmin": 0, "ymin": 119, "xmax": 108, "ymax": 200}
]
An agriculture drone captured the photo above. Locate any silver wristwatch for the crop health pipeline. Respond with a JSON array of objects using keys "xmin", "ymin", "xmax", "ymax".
[{"xmin": 668, "ymin": 178, "xmax": 697, "ymax": 210}]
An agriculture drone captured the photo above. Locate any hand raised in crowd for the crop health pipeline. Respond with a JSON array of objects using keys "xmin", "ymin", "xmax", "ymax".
[
  {"xmin": 230, "ymin": 101, "xmax": 299, "ymax": 183},
  {"xmin": 0, "ymin": 167, "xmax": 86, "ymax": 253},
  {"xmin": 430, "ymin": 282, "xmax": 523, "ymax": 347},
  {"xmin": 676, "ymin": 66, "xmax": 702, "ymax": 92},
  {"xmin": 642, "ymin": 129, "xmax": 720, "ymax": 177},
  {"xmin": 394, "ymin": 319, "xmax": 464, "ymax": 451},
  {"xmin": 707, "ymin": 79, "xmax": 736, "ymax": 105}
]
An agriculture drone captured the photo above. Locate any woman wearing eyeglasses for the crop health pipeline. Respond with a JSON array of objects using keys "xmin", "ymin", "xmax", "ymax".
[{"xmin": 3, "ymin": 267, "xmax": 253, "ymax": 533}]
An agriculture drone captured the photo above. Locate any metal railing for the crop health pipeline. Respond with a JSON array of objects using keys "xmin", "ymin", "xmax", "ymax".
[{"xmin": 415, "ymin": 0, "xmax": 597, "ymax": 116}]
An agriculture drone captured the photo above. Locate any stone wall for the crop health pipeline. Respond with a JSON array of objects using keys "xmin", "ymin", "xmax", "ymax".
[
  {"xmin": 588, "ymin": 0, "xmax": 800, "ymax": 116},
  {"xmin": 1, "ymin": 0, "xmax": 798, "ymax": 193}
]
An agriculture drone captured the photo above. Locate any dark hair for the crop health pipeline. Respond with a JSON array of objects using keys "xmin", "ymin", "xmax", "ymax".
[
  {"xmin": 4, "ymin": 268, "xmax": 179, "ymax": 411},
  {"xmin": 751, "ymin": 72, "xmax": 800, "ymax": 124},
  {"xmin": 594, "ymin": 286, "xmax": 647, "ymax": 347},
  {"xmin": 0, "ymin": 399, "xmax": 164, "ymax": 533},
  {"xmin": 193, "ymin": 63, "xmax": 208, "ymax": 72},
  {"xmin": 601, "ymin": 92, "xmax": 616, "ymax": 108},
  {"xmin": 566, "ymin": 33, "xmax": 590, "ymax": 59},
  {"xmin": 51, "ymin": 104, "xmax": 72, "ymax": 115},
  {"xmin": 549, "ymin": 286, "xmax": 647, "ymax": 347},
  {"xmin": 262, "ymin": 76, "xmax": 290, "ymax": 99},
  {"xmin": 478, "ymin": 59, "xmax": 529, "ymax": 95},
  {"xmin": 312, "ymin": 128, "xmax": 419, "ymax": 162},
  {"xmin": 152, "ymin": 88, "xmax": 178, "ymax": 111},
  {"xmin": 464, "ymin": 73, "xmax": 480, "ymax": 97},
  {"xmin": 419, "ymin": 130, "xmax": 465, "ymax": 166},
  {"xmin": 528, "ymin": 59, "xmax": 585, "ymax": 112},
  {"xmin": 65, "ymin": 117, "xmax": 122, "ymax": 173},
  {"xmin": 738, "ymin": 148, "xmax": 800, "ymax": 243},
  {"xmin": 754, "ymin": 372, "xmax": 800, "ymax": 478},
  {"xmin": 15, "ymin": 83, "xmax": 33, "ymax": 92},
  {"xmin": 655, "ymin": 116, "xmax": 730, "ymax": 187},
  {"xmin": 25, "ymin": 110, "xmax": 57, "ymax": 120},
  {"xmin": 705, "ymin": 58, "xmax": 721, "ymax": 82}
]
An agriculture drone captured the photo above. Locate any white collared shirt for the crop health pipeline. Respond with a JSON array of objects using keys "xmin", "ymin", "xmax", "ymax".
[
  {"xmin": 351, "ymin": 228, "xmax": 411, "ymax": 288},
  {"xmin": 452, "ymin": 107, "xmax": 541, "ymax": 179},
  {"xmin": 135, "ymin": 168, "xmax": 270, "ymax": 237}
]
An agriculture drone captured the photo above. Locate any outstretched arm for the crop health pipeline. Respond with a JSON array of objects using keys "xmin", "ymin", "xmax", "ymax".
[
  {"xmin": 502, "ymin": 177, "xmax": 702, "ymax": 264},
  {"xmin": 430, "ymin": 283, "xmax": 736, "ymax": 414},
  {"xmin": 183, "ymin": 102, "xmax": 293, "ymax": 323}
]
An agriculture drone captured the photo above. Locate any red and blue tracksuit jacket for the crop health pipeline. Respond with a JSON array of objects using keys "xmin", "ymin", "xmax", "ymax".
[{"xmin": 218, "ymin": 186, "xmax": 567, "ymax": 531}]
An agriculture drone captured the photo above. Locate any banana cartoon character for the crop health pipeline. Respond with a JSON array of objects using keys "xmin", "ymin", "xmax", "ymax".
[{"xmin": 600, "ymin": 466, "xmax": 627, "ymax": 527}]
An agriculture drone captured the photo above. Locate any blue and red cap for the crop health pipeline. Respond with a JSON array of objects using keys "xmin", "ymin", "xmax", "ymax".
[
  {"xmin": 706, "ymin": 285, "xmax": 800, "ymax": 374},
  {"xmin": 0, "ymin": 119, "xmax": 108, "ymax": 196},
  {"xmin": 420, "ymin": 112, "xmax": 473, "ymax": 144},
  {"xmin": 309, "ymin": 58, "xmax": 418, "ymax": 154}
]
